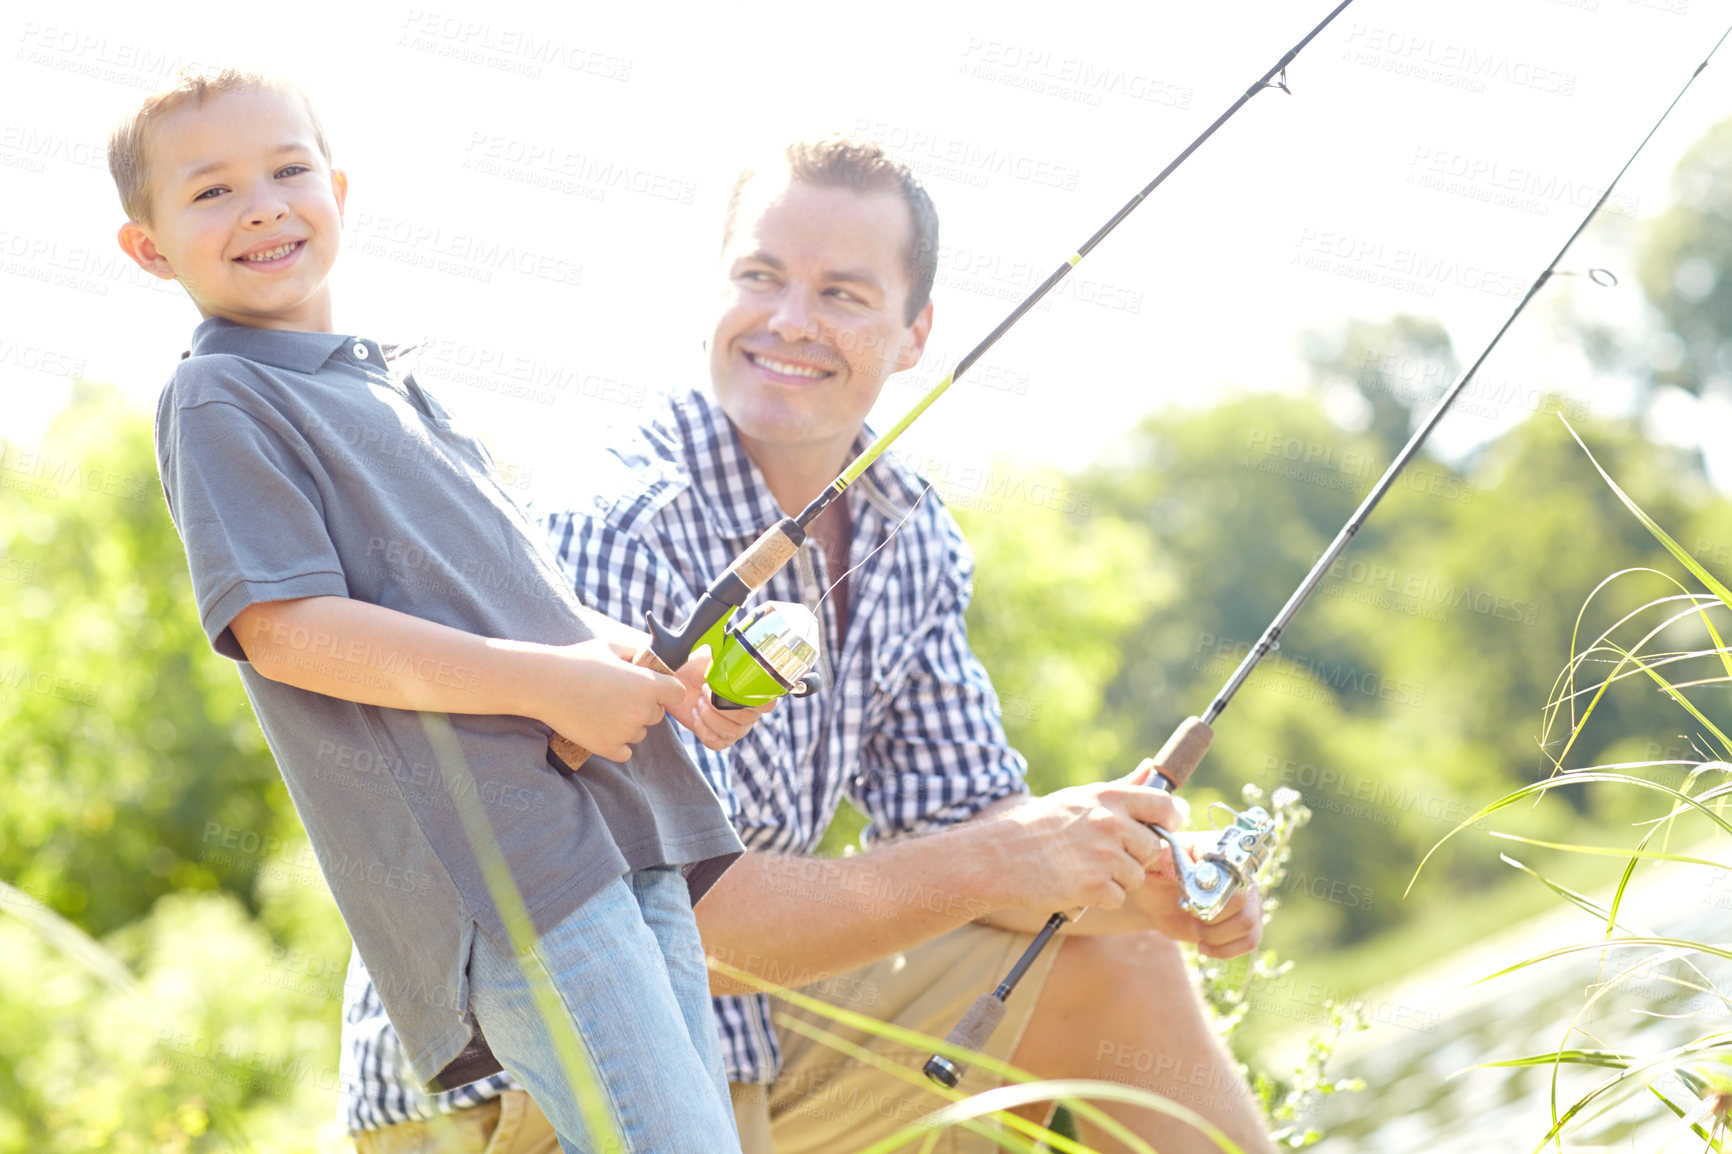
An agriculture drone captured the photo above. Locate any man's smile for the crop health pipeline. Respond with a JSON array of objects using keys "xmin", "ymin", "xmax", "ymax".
[{"xmin": 745, "ymin": 349, "xmax": 836, "ymax": 381}]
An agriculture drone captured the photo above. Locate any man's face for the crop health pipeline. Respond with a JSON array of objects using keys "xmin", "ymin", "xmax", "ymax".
[
  {"xmin": 118, "ymin": 87, "xmax": 347, "ymax": 333},
  {"xmin": 709, "ymin": 172, "xmax": 932, "ymax": 469}
]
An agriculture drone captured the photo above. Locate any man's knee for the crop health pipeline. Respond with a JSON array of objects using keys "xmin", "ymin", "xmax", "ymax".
[
  {"xmin": 1024, "ymin": 933, "xmax": 1274, "ymax": 1152},
  {"xmin": 1067, "ymin": 930, "xmax": 1186, "ymax": 973},
  {"xmin": 1042, "ymin": 931, "xmax": 1193, "ymax": 1016},
  {"xmin": 1019, "ymin": 930, "xmax": 1229, "ymax": 1079}
]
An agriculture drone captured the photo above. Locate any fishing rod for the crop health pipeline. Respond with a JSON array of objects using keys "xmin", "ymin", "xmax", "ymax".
[
  {"xmin": 548, "ymin": 0, "xmax": 1358, "ymax": 769},
  {"xmin": 921, "ymin": 20, "xmax": 1732, "ymax": 1090}
]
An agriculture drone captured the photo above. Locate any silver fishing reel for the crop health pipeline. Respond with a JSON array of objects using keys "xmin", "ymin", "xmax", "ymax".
[{"xmin": 1150, "ymin": 804, "xmax": 1276, "ymax": 922}]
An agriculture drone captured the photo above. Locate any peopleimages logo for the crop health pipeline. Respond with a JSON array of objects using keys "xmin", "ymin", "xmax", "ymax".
[
  {"xmin": 957, "ymin": 38, "xmax": 1194, "ymax": 111},
  {"xmin": 1194, "ymin": 634, "xmax": 1426, "ymax": 708},
  {"xmin": 1293, "ymin": 227, "xmax": 1526, "ymax": 300},
  {"xmin": 853, "ymin": 119, "xmax": 1082, "ymax": 191},
  {"xmin": 1262, "ymin": 757, "xmax": 1487, "ymax": 829}
]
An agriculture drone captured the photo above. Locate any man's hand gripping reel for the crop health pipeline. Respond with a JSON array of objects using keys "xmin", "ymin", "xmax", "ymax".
[
  {"xmin": 921, "ymin": 716, "xmax": 1272, "ymax": 1089},
  {"xmin": 549, "ymin": 519, "xmax": 822, "ymax": 767}
]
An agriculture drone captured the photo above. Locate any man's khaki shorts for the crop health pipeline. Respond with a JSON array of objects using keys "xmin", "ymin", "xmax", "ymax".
[
  {"xmin": 353, "ymin": 1090, "xmax": 557, "ymax": 1154},
  {"xmin": 352, "ymin": 922, "xmax": 1062, "ymax": 1154}
]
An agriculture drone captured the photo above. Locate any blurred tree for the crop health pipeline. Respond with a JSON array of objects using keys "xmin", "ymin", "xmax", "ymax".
[
  {"xmin": 0, "ymin": 888, "xmax": 348, "ymax": 1154},
  {"xmin": 1637, "ymin": 116, "xmax": 1732, "ymax": 396},
  {"xmin": 952, "ymin": 466, "xmax": 1172, "ymax": 796},
  {"xmin": 1041, "ymin": 384, "xmax": 1707, "ymax": 948},
  {"xmin": 1300, "ymin": 313, "xmax": 1458, "ymax": 459},
  {"xmin": 0, "ymin": 383, "xmax": 302, "ymax": 936},
  {"xmin": 1075, "ymin": 392, "xmax": 1458, "ymax": 946}
]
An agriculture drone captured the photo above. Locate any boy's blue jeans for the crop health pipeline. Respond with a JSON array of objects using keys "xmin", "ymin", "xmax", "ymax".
[{"xmin": 468, "ymin": 866, "xmax": 740, "ymax": 1154}]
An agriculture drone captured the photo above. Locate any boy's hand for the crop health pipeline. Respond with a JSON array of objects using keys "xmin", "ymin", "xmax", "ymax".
[
  {"xmin": 672, "ymin": 653, "xmax": 776, "ymax": 751},
  {"xmin": 539, "ymin": 638, "xmax": 687, "ymax": 762}
]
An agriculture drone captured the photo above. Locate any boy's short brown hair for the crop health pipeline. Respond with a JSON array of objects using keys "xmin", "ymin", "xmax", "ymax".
[
  {"xmin": 724, "ymin": 136, "xmax": 939, "ymax": 325},
  {"xmin": 107, "ymin": 66, "xmax": 331, "ymax": 224}
]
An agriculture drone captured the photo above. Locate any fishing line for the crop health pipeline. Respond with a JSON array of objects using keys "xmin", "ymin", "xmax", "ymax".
[{"xmin": 812, "ymin": 481, "xmax": 936, "ymax": 613}]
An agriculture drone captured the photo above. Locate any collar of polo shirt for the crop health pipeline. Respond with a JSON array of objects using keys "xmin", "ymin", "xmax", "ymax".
[{"xmin": 187, "ymin": 315, "xmax": 375, "ymax": 374}]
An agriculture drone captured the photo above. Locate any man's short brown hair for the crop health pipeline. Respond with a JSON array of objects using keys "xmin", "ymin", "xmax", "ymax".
[
  {"xmin": 107, "ymin": 66, "xmax": 331, "ymax": 224},
  {"xmin": 724, "ymin": 137, "xmax": 939, "ymax": 325}
]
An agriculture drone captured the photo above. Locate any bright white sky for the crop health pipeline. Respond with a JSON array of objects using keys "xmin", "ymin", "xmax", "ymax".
[{"xmin": 3, "ymin": 0, "xmax": 1730, "ymax": 496}]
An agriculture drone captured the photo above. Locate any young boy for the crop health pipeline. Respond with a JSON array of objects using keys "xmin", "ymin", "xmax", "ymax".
[{"xmin": 112, "ymin": 68, "xmax": 750, "ymax": 1153}]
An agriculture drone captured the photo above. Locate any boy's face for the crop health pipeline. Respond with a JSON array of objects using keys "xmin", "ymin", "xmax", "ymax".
[
  {"xmin": 117, "ymin": 87, "xmax": 347, "ymax": 333},
  {"xmin": 709, "ymin": 172, "xmax": 932, "ymax": 471}
]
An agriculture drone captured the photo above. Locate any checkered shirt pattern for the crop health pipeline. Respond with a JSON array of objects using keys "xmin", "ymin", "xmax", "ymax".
[{"xmin": 339, "ymin": 387, "xmax": 1025, "ymax": 1128}]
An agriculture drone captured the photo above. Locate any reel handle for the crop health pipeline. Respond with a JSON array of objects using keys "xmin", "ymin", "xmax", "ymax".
[
  {"xmin": 1149, "ymin": 807, "xmax": 1274, "ymax": 923},
  {"xmin": 549, "ymin": 645, "xmax": 675, "ymax": 768},
  {"xmin": 711, "ymin": 669, "xmax": 824, "ymax": 711}
]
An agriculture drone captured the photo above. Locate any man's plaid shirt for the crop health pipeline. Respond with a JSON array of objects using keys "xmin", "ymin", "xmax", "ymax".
[{"xmin": 339, "ymin": 388, "xmax": 1026, "ymax": 1129}]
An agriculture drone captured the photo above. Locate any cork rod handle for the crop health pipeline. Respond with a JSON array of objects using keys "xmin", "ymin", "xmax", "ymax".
[
  {"xmin": 725, "ymin": 520, "xmax": 804, "ymax": 590},
  {"xmin": 548, "ymin": 646, "xmax": 676, "ymax": 769},
  {"xmin": 1135, "ymin": 715, "xmax": 1214, "ymax": 791}
]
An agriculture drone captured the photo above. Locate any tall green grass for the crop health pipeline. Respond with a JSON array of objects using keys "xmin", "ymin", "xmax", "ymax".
[{"xmin": 1417, "ymin": 420, "xmax": 1732, "ymax": 1152}]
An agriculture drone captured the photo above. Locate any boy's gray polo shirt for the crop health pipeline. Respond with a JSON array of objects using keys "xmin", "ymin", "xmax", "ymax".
[{"xmin": 153, "ymin": 317, "xmax": 742, "ymax": 1090}]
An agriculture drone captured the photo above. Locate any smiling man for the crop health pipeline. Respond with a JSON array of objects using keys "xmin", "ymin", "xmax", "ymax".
[{"xmin": 340, "ymin": 138, "xmax": 1274, "ymax": 1154}]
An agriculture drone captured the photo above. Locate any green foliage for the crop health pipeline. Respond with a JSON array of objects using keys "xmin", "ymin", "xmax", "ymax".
[
  {"xmin": 0, "ymin": 383, "xmax": 300, "ymax": 938},
  {"xmin": 952, "ymin": 471, "xmax": 1172, "ymax": 795},
  {"xmin": 1637, "ymin": 117, "xmax": 1732, "ymax": 396},
  {"xmin": 1, "ymin": 385, "xmax": 349, "ymax": 1147},
  {"xmin": 1301, "ymin": 312, "xmax": 1458, "ymax": 460},
  {"xmin": 1195, "ymin": 786, "xmax": 1364, "ymax": 1148},
  {"xmin": 0, "ymin": 887, "xmax": 348, "ymax": 1153},
  {"xmin": 1054, "ymin": 385, "xmax": 1707, "ymax": 955}
]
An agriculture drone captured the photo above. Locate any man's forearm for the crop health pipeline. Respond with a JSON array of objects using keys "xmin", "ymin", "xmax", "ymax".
[
  {"xmin": 695, "ymin": 778, "xmax": 1241, "ymax": 992},
  {"xmin": 696, "ymin": 825, "xmax": 1011, "ymax": 995}
]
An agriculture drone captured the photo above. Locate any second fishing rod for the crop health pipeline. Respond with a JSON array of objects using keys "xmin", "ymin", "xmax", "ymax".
[{"xmin": 920, "ymin": 17, "xmax": 1732, "ymax": 1091}]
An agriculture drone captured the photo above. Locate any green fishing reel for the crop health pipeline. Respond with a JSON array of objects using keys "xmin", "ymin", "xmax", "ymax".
[{"xmin": 696, "ymin": 600, "xmax": 824, "ymax": 709}]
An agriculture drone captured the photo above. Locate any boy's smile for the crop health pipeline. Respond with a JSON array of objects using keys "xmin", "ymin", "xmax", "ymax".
[{"xmin": 117, "ymin": 87, "xmax": 347, "ymax": 333}]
